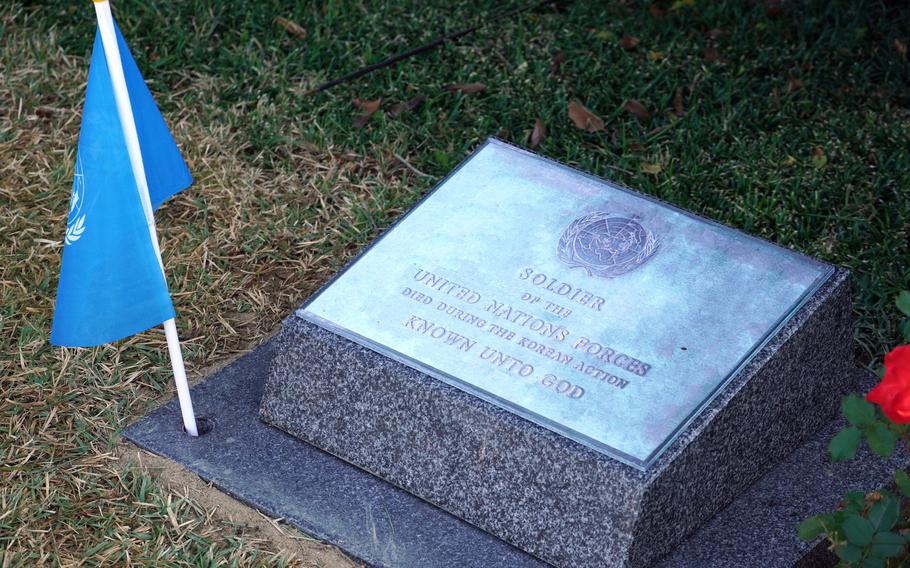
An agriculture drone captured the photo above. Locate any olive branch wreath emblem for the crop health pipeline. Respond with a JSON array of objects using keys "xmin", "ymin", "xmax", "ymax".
[
  {"xmin": 557, "ymin": 211, "xmax": 659, "ymax": 278},
  {"xmin": 65, "ymin": 154, "xmax": 87, "ymax": 246}
]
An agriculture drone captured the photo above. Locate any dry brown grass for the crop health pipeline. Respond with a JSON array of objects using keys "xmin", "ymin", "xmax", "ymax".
[{"xmin": 0, "ymin": 5, "xmax": 414, "ymax": 566}]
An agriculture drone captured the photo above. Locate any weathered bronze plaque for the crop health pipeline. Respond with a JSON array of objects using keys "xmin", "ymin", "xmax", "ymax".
[{"xmin": 300, "ymin": 139, "xmax": 832, "ymax": 469}]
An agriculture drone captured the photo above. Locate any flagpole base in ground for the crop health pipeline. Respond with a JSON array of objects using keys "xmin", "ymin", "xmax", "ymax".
[{"xmin": 164, "ymin": 318, "xmax": 198, "ymax": 436}]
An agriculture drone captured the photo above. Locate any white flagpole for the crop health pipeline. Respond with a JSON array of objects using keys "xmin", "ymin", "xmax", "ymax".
[{"xmin": 93, "ymin": 0, "xmax": 199, "ymax": 436}]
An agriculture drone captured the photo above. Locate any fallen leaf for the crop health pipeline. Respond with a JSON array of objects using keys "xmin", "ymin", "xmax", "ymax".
[
  {"xmin": 331, "ymin": 151, "xmax": 360, "ymax": 163},
  {"xmin": 35, "ymin": 106, "xmax": 55, "ymax": 119},
  {"xmin": 670, "ymin": 0, "xmax": 695, "ymax": 10},
  {"xmin": 568, "ymin": 101, "xmax": 606, "ymax": 132},
  {"xmin": 386, "ymin": 95, "xmax": 425, "ymax": 118},
  {"xmin": 386, "ymin": 103, "xmax": 405, "ymax": 118},
  {"xmin": 766, "ymin": 1, "xmax": 784, "ymax": 18},
  {"xmin": 788, "ymin": 78, "xmax": 804, "ymax": 93},
  {"xmin": 703, "ymin": 47, "xmax": 721, "ymax": 62},
  {"xmin": 595, "ymin": 30, "xmax": 616, "ymax": 42},
  {"xmin": 406, "ymin": 94, "xmax": 426, "ymax": 111},
  {"xmin": 707, "ymin": 28, "xmax": 728, "ymax": 40},
  {"xmin": 641, "ymin": 162, "xmax": 662, "ymax": 174},
  {"xmin": 673, "ymin": 87, "xmax": 685, "ymax": 117},
  {"xmin": 619, "ymin": 35, "xmax": 640, "ymax": 50},
  {"xmin": 649, "ymin": 5, "xmax": 667, "ymax": 17},
  {"xmin": 274, "ymin": 16, "xmax": 307, "ymax": 40},
  {"xmin": 551, "ymin": 52, "xmax": 567, "ymax": 74},
  {"xmin": 780, "ymin": 155, "xmax": 797, "ymax": 167},
  {"xmin": 629, "ymin": 143, "xmax": 646, "ymax": 152},
  {"xmin": 496, "ymin": 127, "xmax": 510, "ymax": 139},
  {"xmin": 624, "ymin": 99, "xmax": 651, "ymax": 121},
  {"xmin": 444, "ymin": 83, "xmax": 486, "ymax": 94},
  {"xmin": 895, "ymin": 39, "xmax": 907, "ymax": 59},
  {"xmin": 811, "ymin": 147, "xmax": 827, "ymax": 169},
  {"xmin": 352, "ymin": 98, "xmax": 382, "ymax": 129},
  {"xmin": 354, "ymin": 98, "xmax": 381, "ymax": 111},
  {"xmin": 529, "ymin": 118, "xmax": 547, "ymax": 147},
  {"xmin": 647, "ymin": 51, "xmax": 664, "ymax": 62}
]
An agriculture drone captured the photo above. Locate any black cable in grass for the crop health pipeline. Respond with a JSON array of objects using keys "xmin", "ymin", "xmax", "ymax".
[{"xmin": 304, "ymin": 0, "xmax": 564, "ymax": 96}]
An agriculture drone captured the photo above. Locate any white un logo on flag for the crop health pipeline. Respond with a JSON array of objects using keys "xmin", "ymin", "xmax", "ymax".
[{"xmin": 65, "ymin": 154, "xmax": 87, "ymax": 245}]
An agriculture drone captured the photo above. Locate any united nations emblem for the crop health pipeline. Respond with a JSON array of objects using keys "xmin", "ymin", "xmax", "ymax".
[
  {"xmin": 557, "ymin": 212, "xmax": 659, "ymax": 278},
  {"xmin": 65, "ymin": 153, "xmax": 86, "ymax": 246}
]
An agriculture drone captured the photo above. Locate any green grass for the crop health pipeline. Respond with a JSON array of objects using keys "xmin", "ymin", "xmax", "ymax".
[
  {"xmin": 26, "ymin": 0, "xmax": 910, "ymax": 358},
  {"xmin": 2, "ymin": 0, "xmax": 909, "ymax": 564}
]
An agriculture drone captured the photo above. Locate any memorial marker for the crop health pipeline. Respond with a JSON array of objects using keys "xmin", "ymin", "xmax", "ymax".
[
  {"xmin": 295, "ymin": 139, "xmax": 830, "ymax": 469},
  {"xmin": 261, "ymin": 139, "xmax": 855, "ymax": 567}
]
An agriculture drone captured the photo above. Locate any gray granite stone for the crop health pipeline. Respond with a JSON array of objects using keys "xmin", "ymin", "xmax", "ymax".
[
  {"xmin": 123, "ymin": 334, "xmax": 910, "ymax": 568},
  {"xmin": 260, "ymin": 268, "xmax": 855, "ymax": 568},
  {"xmin": 123, "ymin": 339, "xmax": 549, "ymax": 568}
]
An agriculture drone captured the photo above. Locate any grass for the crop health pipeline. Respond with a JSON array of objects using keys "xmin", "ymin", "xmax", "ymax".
[{"xmin": 1, "ymin": 0, "xmax": 908, "ymax": 565}]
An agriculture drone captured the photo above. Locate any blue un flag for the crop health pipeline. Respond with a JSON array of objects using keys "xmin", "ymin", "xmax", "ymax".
[{"xmin": 51, "ymin": 23, "xmax": 192, "ymax": 347}]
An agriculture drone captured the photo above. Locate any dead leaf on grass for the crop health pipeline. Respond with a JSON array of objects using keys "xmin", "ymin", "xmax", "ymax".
[
  {"xmin": 274, "ymin": 17, "xmax": 307, "ymax": 40},
  {"xmin": 788, "ymin": 78, "xmax": 804, "ymax": 93},
  {"xmin": 624, "ymin": 99, "xmax": 651, "ymax": 121},
  {"xmin": 619, "ymin": 35, "xmax": 640, "ymax": 50},
  {"xmin": 673, "ymin": 87, "xmax": 685, "ymax": 117},
  {"xmin": 551, "ymin": 52, "xmax": 567, "ymax": 75},
  {"xmin": 568, "ymin": 101, "xmax": 605, "ymax": 132},
  {"xmin": 641, "ymin": 162, "xmax": 662, "ymax": 174},
  {"xmin": 444, "ymin": 83, "xmax": 486, "ymax": 94},
  {"xmin": 353, "ymin": 98, "xmax": 381, "ymax": 129},
  {"xmin": 811, "ymin": 147, "xmax": 827, "ymax": 169},
  {"xmin": 529, "ymin": 118, "xmax": 546, "ymax": 147},
  {"xmin": 386, "ymin": 95, "xmax": 425, "ymax": 118},
  {"xmin": 671, "ymin": 0, "xmax": 695, "ymax": 10},
  {"xmin": 766, "ymin": 1, "xmax": 784, "ymax": 18},
  {"xmin": 707, "ymin": 28, "xmax": 728, "ymax": 40}
]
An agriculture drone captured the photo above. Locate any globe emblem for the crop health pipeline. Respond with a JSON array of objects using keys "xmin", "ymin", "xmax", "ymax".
[
  {"xmin": 557, "ymin": 212, "xmax": 659, "ymax": 278},
  {"xmin": 65, "ymin": 154, "xmax": 87, "ymax": 245}
]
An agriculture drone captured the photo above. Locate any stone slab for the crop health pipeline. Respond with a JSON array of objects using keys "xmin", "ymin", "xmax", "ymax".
[
  {"xmin": 260, "ymin": 266, "xmax": 855, "ymax": 567},
  {"xmin": 299, "ymin": 138, "xmax": 835, "ymax": 469},
  {"xmin": 124, "ymin": 339, "xmax": 547, "ymax": 568},
  {"xmin": 124, "ymin": 338, "xmax": 909, "ymax": 568}
]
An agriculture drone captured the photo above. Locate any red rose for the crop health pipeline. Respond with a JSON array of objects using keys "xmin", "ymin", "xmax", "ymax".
[{"xmin": 867, "ymin": 344, "xmax": 910, "ymax": 423}]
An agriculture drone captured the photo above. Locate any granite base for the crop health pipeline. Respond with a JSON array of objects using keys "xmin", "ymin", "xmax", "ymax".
[
  {"xmin": 260, "ymin": 269, "xmax": 855, "ymax": 567},
  {"xmin": 124, "ymin": 335, "xmax": 908, "ymax": 568}
]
